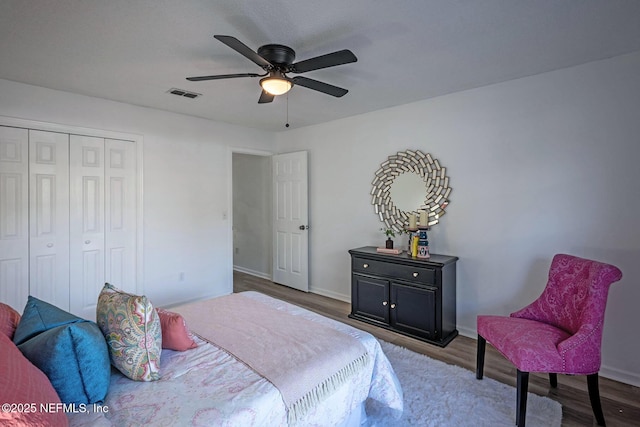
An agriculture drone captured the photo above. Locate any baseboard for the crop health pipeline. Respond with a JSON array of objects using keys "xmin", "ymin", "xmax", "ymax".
[
  {"xmin": 457, "ymin": 325, "xmax": 640, "ymax": 387},
  {"xmin": 163, "ymin": 290, "xmax": 230, "ymax": 309},
  {"xmin": 457, "ymin": 325, "xmax": 476, "ymax": 339},
  {"xmin": 308, "ymin": 286, "xmax": 350, "ymax": 303},
  {"xmin": 599, "ymin": 365, "xmax": 640, "ymax": 388},
  {"xmin": 233, "ymin": 265, "xmax": 272, "ymax": 281}
]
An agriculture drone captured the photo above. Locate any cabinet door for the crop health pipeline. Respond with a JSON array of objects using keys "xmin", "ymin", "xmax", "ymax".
[
  {"xmin": 0, "ymin": 127, "xmax": 29, "ymax": 311},
  {"xmin": 352, "ymin": 274, "xmax": 389, "ymax": 324},
  {"xmin": 390, "ymin": 282, "xmax": 437, "ymax": 339}
]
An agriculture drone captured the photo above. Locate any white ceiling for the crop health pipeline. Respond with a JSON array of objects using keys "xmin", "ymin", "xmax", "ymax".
[{"xmin": 1, "ymin": 0, "xmax": 640, "ymax": 132}]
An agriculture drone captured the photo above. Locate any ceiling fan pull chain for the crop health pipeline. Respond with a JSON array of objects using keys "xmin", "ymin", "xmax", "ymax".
[{"xmin": 285, "ymin": 93, "xmax": 290, "ymax": 128}]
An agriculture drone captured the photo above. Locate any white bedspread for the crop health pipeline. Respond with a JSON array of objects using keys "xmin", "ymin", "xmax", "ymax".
[{"xmin": 68, "ymin": 291, "xmax": 403, "ymax": 427}]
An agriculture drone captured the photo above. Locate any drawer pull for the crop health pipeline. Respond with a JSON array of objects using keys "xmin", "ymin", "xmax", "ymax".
[
  {"xmin": 382, "ymin": 301, "xmax": 388, "ymax": 306},
  {"xmin": 413, "ymin": 272, "xmax": 419, "ymax": 277},
  {"xmin": 363, "ymin": 263, "xmax": 369, "ymax": 268},
  {"xmin": 390, "ymin": 304, "xmax": 396, "ymax": 309}
]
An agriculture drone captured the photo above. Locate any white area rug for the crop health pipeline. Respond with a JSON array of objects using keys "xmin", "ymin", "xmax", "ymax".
[{"xmin": 373, "ymin": 340, "xmax": 562, "ymax": 427}]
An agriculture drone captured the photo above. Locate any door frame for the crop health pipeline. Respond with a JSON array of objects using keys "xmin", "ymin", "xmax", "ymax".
[
  {"xmin": 227, "ymin": 146, "xmax": 275, "ymax": 290},
  {"xmin": 0, "ymin": 115, "xmax": 145, "ymax": 295}
]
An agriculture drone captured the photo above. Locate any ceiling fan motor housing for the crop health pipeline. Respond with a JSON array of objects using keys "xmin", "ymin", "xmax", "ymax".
[{"xmin": 258, "ymin": 44, "xmax": 296, "ymax": 67}]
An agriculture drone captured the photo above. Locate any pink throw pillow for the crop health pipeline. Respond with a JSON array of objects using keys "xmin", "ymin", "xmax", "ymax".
[
  {"xmin": 0, "ymin": 333, "xmax": 69, "ymax": 426},
  {"xmin": 0, "ymin": 302, "xmax": 21, "ymax": 339},
  {"xmin": 156, "ymin": 308, "xmax": 198, "ymax": 351}
]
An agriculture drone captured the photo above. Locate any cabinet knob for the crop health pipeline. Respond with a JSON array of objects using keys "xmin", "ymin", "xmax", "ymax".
[
  {"xmin": 390, "ymin": 304, "xmax": 396, "ymax": 309},
  {"xmin": 413, "ymin": 272, "xmax": 419, "ymax": 277},
  {"xmin": 363, "ymin": 263, "xmax": 369, "ymax": 268},
  {"xmin": 382, "ymin": 301, "xmax": 388, "ymax": 306},
  {"xmin": 85, "ymin": 240, "xmax": 91, "ymax": 244},
  {"xmin": 46, "ymin": 243, "xmax": 53, "ymax": 248}
]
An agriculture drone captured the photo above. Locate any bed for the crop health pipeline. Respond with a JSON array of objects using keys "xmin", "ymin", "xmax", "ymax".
[{"xmin": 64, "ymin": 291, "xmax": 403, "ymax": 426}]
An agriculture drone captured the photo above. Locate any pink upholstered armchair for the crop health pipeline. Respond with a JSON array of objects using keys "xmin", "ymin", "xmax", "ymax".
[{"xmin": 476, "ymin": 254, "xmax": 623, "ymax": 427}]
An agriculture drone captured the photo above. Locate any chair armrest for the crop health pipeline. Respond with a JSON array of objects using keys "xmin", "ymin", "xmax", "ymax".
[{"xmin": 556, "ymin": 322, "xmax": 603, "ymax": 374}]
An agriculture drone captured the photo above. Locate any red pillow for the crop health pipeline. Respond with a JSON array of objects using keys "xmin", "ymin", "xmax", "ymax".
[
  {"xmin": 156, "ymin": 308, "xmax": 198, "ymax": 351},
  {"xmin": 0, "ymin": 333, "xmax": 69, "ymax": 426},
  {"xmin": 0, "ymin": 302, "xmax": 21, "ymax": 339}
]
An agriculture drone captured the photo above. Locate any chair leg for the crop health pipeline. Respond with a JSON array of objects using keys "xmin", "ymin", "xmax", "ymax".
[
  {"xmin": 549, "ymin": 373, "xmax": 557, "ymax": 388},
  {"xmin": 516, "ymin": 370, "xmax": 529, "ymax": 427},
  {"xmin": 476, "ymin": 335, "xmax": 486, "ymax": 380},
  {"xmin": 587, "ymin": 373, "xmax": 606, "ymax": 426}
]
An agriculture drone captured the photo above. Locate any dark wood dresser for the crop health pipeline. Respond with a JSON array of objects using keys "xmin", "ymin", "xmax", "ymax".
[{"xmin": 348, "ymin": 246, "xmax": 458, "ymax": 347}]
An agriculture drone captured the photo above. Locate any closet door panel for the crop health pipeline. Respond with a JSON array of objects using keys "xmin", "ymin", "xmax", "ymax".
[
  {"xmin": 0, "ymin": 127, "xmax": 29, "ymax": 311},
  {"xmin": 28, "ymin": 130, "xmax": 70, "ymax": 310},
  {"xmin": 105, "ymin": 139, "xmax": 136, "ymax": 293},
  {"xmin": 70, "ymin": 135, "xmax": 105, "ymax": 319}
]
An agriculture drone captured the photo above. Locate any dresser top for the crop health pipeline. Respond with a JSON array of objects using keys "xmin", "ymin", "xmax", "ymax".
[{"xmin": 349, "ymin": 246, "xmax": 458, "ymax": 267}]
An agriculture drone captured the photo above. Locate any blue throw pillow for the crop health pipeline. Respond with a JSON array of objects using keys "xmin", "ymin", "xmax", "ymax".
[{"xmin": 14, "ymin": 296, "xmax": 110, "ymax": 405}]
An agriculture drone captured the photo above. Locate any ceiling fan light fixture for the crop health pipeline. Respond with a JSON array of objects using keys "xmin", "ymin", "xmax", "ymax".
[{"xmin": 260, "ymin": 74, "xmax": 292, "ymax": 96}]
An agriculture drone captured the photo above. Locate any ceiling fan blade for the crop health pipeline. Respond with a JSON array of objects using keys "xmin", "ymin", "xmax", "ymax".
[
  {"xmin": 214, "ymin": 35, "xmax": 272, "ymax": 69},
  {"xmin": 258, "ymin": 90, "xmax": 275, "ymax": 104},
  {"xmin": 292, "ymin": 76, "xmax": 348, "ymax": 97},
  {"xmin": 289, "ymin": 50, "xmax": 357, "ymax": 73},
  {"xmin": 186, "ymin": 73, "xmax": 263, "ymax": 81}
]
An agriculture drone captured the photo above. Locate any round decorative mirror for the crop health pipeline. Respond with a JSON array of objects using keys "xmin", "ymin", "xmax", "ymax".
[{"xmin": 371, "ymin": 149, "xmax": 451, "ymax": 232}]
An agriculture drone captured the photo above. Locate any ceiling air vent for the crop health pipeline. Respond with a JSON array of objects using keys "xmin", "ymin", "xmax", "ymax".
[{"xmin": 167, "ymin": 88, "xmax": 201, "ymax": 99}]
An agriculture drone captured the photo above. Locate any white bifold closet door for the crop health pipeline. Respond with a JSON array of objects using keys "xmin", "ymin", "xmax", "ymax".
[
  {"xmin": 69, "ymin": 136, "xmax": 136, "ymax": 320},
  {"xmin": 0, "ymin": 127, "xmax": 29, "ymax": 309},
  {"xmin": 0, "ymin": 126, "xmax": 137, "ymax": 319},
  {"xmin": 29, "ymin": 130, "xmax": 70, "ymax": 310}
]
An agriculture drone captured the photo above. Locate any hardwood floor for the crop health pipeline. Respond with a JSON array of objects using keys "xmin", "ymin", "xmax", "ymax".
[{"xmin": 234, "ymin": 271, "xmax": 640, "ymax": 427}]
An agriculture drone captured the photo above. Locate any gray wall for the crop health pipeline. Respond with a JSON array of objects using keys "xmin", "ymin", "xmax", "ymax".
[
  {"xmin": 0, "ymin": 78, "xmax": 276, "ymax": 308},
  {"xmin": 277, "ymin": 51, "xmax": 640, "ymax": 387}
]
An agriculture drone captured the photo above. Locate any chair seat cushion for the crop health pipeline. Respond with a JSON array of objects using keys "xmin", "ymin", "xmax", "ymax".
[{"xmin": 478, "ymin": 315, "xmax": 571, "ymax": 373}]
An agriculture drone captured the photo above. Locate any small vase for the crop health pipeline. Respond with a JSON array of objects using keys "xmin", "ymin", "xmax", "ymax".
[{"xmin": 386, "ymin": 237, "xmax": 394, "ymax": 249}]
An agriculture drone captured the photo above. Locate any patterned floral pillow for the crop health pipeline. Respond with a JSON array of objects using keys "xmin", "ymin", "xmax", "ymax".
[{"xmin": 96, "ymin": 283, "xmax": 161, "ymax": 381}]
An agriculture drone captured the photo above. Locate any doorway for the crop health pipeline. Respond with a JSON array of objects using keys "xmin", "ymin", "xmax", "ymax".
[{"xmin": 231, "ymin": 152, "xmax": 272, "ymax": 280}]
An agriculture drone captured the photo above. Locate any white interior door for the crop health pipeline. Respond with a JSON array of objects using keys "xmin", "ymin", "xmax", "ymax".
[
  {"xmin": 272, "ymin": 151, "xmax": 309, "ymax": 292},
  {"xmin": 69, "ymin": 135, "xmax": 105, "ymax": 319},
  {"xmin": 28, "ymin": 130, "xmax": 70, "ymax": 310},
  {"xmin": 0, "ymin": 126, "xmax": 29, "ymax": 311},
  {"xmin": 104, "ymin": 138, "xmax": 136, "ymax": 292}
]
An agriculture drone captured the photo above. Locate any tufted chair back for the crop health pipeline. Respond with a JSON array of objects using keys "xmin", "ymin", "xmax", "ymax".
[
  {"xmin": 476, "ymin": 253, "xmax": 623, "ymax": 427},
  {"xmin": 510, "ymin": 254, "xmax": 622, "ymax": 373}
]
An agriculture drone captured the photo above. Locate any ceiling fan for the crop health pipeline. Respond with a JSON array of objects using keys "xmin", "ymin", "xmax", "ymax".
[{"xmin": 186, "ymin": 35, "xmax": 357, "ymax": 103}]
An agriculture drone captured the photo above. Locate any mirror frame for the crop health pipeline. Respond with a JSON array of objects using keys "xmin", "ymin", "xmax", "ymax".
[{"xmin": 371, "ymin": 149, "xmax": 451, "ymax": 232}]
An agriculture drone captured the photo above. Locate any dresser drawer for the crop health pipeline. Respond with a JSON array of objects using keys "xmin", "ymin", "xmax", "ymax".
[{"xmin": 352, "ymin": 256, "xmax": 436, "ymax": 285}]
